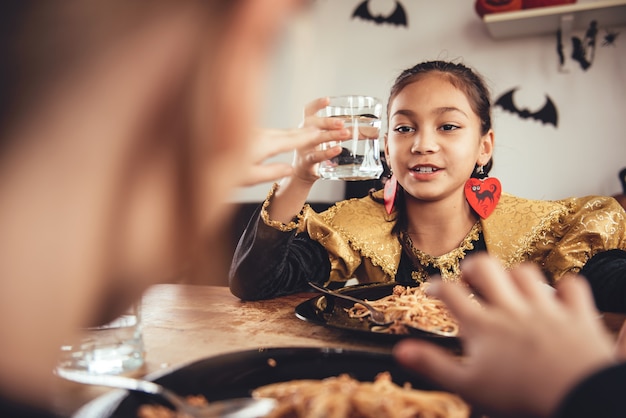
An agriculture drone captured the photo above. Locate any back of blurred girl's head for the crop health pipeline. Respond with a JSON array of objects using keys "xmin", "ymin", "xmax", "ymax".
[
  {"xmin": 0, "ymin": 1, "xmax": 306, "ymax": 404},
  {"xmin": 0, "ymin": 1, "xmax": 232, "ymax": 146},
  {"xmin": 0, "ymin": 0, "xmax": 300, "ymax": 320}
]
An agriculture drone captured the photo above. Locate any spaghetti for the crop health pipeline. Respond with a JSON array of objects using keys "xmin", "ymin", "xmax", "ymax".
[
  {"xmin": 346, "ymin": 284, "xmax": 460, "ymax": 335},
  {"xmin": 137, "ymin": 373, "xmax": 470, "ymax": 418},
  {"xmin": 252, "ymin": 372, "xmax": 470, "ymax": 418}
]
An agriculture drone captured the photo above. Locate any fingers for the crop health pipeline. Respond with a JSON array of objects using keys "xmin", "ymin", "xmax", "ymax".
[
  {"xmin": 508, "ymin": 262, "xmax": 554, "ymax": 304},
  {"xmin": 239, "ymin": 163, "xmax": 293, "ymax": 187},
  {"xmin": 252, "ymin": 127, "xmax": 349, "ymax": 163},
  {"xmin": 425, "ymin": 280, "xmax": 482, "ymax": 333},
  {"xmin": 303, "ymin": 97, "xmax": 330, "ymax": 118},
  {"xmin": 257, "ymin": 128, "xmax": 319, "ymax": 157},
  {"xmin": 296, "ymin": 127, "xmax": 350, "ymax": 150},
  {"xmin": 554, "ymin": 274, "xmax": 601, "ymax": 319},
  {"xmin": 301, "ymin": 114, "xmax": 346, "ymax": 131},
  {"xmin": 460, "ymin": 254, "xmax": 526, "ymax": 312},
  {"xmin": 253, "ymin": 128, "xmax": 315, "ymax": 155},
  {"xmin": 301, "ymin": 97, "xmax": 347, "ymax": 131},
  {"xmin": 303, "ymin": 144, "xmax": 342, "ymax": 164},
  {"xmin": 393, "ymin": 339, "xmax": 465, "ymax": 392}
]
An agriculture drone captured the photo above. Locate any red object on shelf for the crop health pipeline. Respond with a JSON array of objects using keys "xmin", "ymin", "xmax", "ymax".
[
  {"xmin": 523, "ymin": 0, "xmax": 576, "ymax": 9},
  {"xmin": 475, "ymin": 0, "xmax": 523, "ymax": 17}
]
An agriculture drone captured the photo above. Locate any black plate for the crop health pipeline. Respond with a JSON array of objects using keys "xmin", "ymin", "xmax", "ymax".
[
  {"xmin": 72, "ymin": 347, "xmax": 469, "ymax": 417},
  {"xmin": 296, "ymin": 282, "xmax": 460, "ymax": 346}
]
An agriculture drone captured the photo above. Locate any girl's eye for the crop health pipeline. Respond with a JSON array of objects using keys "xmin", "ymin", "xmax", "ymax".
[
  {"xmin": 393, "ymin": 125, "xmax": 415, "ymax": 133},
  {"xmin": 440, "ymin": 124, "xmax": 460, "ymax": 131}
]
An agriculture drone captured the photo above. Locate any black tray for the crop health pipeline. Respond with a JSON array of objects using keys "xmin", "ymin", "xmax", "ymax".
[{"xmin": 73, "ymin": 347, "xmax": 464, "ymax": 417}]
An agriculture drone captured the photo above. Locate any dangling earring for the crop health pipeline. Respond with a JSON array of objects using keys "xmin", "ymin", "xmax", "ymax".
[
  {"xmin": 384, "ymin": 173, "xmax": 397, "ymax": 215},
  {"xmin": 464, "ymin": 164, "xmax": 502, "ymax": 219}
]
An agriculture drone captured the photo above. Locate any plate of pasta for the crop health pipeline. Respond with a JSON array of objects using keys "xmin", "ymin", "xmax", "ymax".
[
  {"xmin": 73, "ymin": 347, "xmax": 476, "ymax": 418},
  {"xmin": 295, "ymin": 282, "xmax": 462, "ymax": 345}
]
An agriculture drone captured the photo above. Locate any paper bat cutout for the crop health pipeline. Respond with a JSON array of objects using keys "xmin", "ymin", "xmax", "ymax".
[
  {"xmin": 558, "ymin": 20, "xmax": 597, "ymax": 71},
  {"xmin": 352, "ymin": 0, "xmax": 408, "ymax": 27},
  {"xmin": 556, "ymin": 28, "xmax": 565, "ymax": 67},
  {"xmin": 495, "ymin": 88, "xmax": 558, "ymax": 127},
  {"xmin": 571, "ymin": 37, "xmax": 592, "ymax": 70}
]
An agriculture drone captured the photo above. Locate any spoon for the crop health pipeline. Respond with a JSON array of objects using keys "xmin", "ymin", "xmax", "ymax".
[
  {"xmin": 307, "ymin": 281, "xmax": 457, "ymax": 337},
  {"xmin": 56, "ymin": 368, "xmax": 276, "ymax": 418}
]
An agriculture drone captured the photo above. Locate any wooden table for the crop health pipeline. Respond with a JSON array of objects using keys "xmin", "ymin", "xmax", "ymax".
[
  {"xmin": 51, "ymin": 283, "xmax": 626, "ymax": 417},
  {"xmin": 51, "ymin": 284, "xmax": 395, "ymax": 417}
]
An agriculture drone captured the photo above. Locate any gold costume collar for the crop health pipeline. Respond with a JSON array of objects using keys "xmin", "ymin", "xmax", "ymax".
[{"xmin": 401, "ymin": 221, "xmax": 482, "ymax": 283}]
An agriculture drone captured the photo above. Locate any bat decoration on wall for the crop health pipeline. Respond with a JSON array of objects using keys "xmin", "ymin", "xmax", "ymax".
[
  {"xmin": 602, "ymin": 29, "xmax": 620, "ymax": 46},
  {"xmin": 571, "ymin": 20, "xmax": 598, "ymax": 70},
  {"xmin": 557, "ymin": 20, "xmax": 608, "ymax": 71},
  {"xmin": 556, "ymin": 28, "xmax": 565, "ymax": 67},
  {"xmin": 495, "ymin": 88, "xmax": 558, "ymax": 128},
  {"xmin": 571, "ymin": 37, "xmax": 592, "ymax": 70},
  {"xmin": 352, "ymin": 0, "xmax": 408, "ymax": 27}
]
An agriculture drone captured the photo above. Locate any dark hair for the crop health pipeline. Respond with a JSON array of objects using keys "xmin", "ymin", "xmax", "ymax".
[
  {"xmin": 387, "ymin": 60, "xmax": 493, "ymax": 139},
  {"xmin": 375, "ymin": 60, "xmax": 494, "ymax": 231},
  {"xmin": 0, "ymin": 0, "xmax": 236, "ymax": 153}
]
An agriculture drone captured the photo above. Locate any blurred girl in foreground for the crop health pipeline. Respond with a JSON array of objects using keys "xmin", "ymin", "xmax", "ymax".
[{"xmin": 0, "ymin": 0, "xmax": 341, "ymax": 416}]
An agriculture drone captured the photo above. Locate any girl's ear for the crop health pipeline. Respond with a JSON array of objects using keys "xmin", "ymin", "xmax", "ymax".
[{"xmin": 478, "ymin": 129, "xmax": 494, "ymax": 165}]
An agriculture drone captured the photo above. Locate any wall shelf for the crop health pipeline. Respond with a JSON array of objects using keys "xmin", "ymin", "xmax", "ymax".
[{"xmin": 483, "ymin": 0, "xmax": 626, "ymax": 39}]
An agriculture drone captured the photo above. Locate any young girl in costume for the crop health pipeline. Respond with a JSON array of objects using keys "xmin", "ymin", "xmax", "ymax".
[{"xmin": 229, "ymin": 60, "xmax": 626, "ymax": 312}]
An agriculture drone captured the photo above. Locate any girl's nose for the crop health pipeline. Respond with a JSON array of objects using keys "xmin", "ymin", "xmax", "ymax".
[{"xmin": 410, "ymin": 131, "xmax": 439, "ymax": 154}]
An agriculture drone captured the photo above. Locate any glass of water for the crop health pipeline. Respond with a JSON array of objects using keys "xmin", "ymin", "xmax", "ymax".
[
  {"xmin": 317, "ymin": 95, "xmax": 384, "ymax": 181},
  {"xmin": 56, "ymin": 300, "xmax": 144, "ymax": 376}
]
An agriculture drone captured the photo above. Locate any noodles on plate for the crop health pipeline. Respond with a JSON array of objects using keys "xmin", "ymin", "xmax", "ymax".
[
  {"xmin": 253, "ymin": 372, "xmax": 470, "ymax": 418},
  {"xmin": 346, "ymin": 284, "xmax": 460, "ymax": 335},
  {"xmin": 137, "ymin": 372, "xmax": 470, "ymax": 418}
]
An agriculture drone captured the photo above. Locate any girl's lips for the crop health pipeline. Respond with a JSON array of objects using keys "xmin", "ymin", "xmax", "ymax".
[
  {"xmin": 408, "ymin": 165, "xmax": 443, "ymax": 180},
  {"xmin": 410, "ymin": 165, "xmax": 441, "ymax": 173}
]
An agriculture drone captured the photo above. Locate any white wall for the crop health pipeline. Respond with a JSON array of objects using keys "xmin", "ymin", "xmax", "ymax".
[{"xmin": 232, "ymin": 0, "xmax": 626, "ymax": 203}]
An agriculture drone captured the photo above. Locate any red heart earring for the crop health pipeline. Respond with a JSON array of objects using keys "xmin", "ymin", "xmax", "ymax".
[{"xmin": 464, "ymin": 165, "xmax": 501, "ymax": 219}]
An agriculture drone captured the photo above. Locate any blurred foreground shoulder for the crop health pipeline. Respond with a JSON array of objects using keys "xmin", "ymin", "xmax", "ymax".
[{"xmin": 554, "ymin": 362, "xmax": 626, "ymax": 418}]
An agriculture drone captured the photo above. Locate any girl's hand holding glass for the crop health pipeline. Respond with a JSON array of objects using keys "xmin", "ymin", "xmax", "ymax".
[
  {"xmin": 239, "ymin": 107, "xmax": 349, "ymax": 187},
  {"xmin": 291, "ymin": 97, "xmax": 351, "ymax": 184}
]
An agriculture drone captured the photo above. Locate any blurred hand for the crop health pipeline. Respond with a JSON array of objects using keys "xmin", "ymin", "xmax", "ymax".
[
  {"xmin": 238, "ymin": 98, "xmax": 351, "ymax": 187},
  {"xmin": 394, "ymin": 254, "xmax": 616, "ymax": 418},
  {"xmin": 239, "ymin": 127, "xmax": 325, "ymax": 186}
]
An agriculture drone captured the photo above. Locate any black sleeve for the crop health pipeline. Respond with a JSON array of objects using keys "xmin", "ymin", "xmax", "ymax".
[
  {"xmin": 553, "ymin": 362, "xmax": 626, "ymax": 418},
  {"xmin": 228, "ymin": 205, "xmax": 331, "ymax": 301},
  {"xmin": 0, "ymin": 393, "xmax": 61, "ymax": 418},
  {"xmin": 579, "ymin": 249, "xmax": 626, "ymax": 313}
]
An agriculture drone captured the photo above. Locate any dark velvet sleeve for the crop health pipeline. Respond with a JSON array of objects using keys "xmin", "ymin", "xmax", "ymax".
[
  {"xmin": 579, "ymin": 249, "xmax": 626, "ymax": 313},
  {"xmin": 0, "ymin": 393, "xmax": 61, "ymax": 418},
  {"xmin": 553, "ymin": 362, "xmax": 626, "ymax": 418},
  {"xmin": 228, "ymin": 205, "xmax": 331, "ymax": 301}
]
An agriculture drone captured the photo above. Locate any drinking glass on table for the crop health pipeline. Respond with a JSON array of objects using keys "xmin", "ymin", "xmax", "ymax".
[
  {"xmin": 317, "ymin": 95, "xmax": 384, "ymax": 181},
  {"xmin": 56, "ymin": 299, "xmax": 144, "ymax": 376}
]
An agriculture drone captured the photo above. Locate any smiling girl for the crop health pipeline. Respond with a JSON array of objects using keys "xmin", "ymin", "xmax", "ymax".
[{"xmin": 229, "ymin": 60, "xmax": 626, "ymax": 312}]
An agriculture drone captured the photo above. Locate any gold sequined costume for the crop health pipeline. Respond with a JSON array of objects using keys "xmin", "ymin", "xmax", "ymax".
[{"xmin": 260, "ymin": 185, "xmax": 626, "ymax": 286}]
